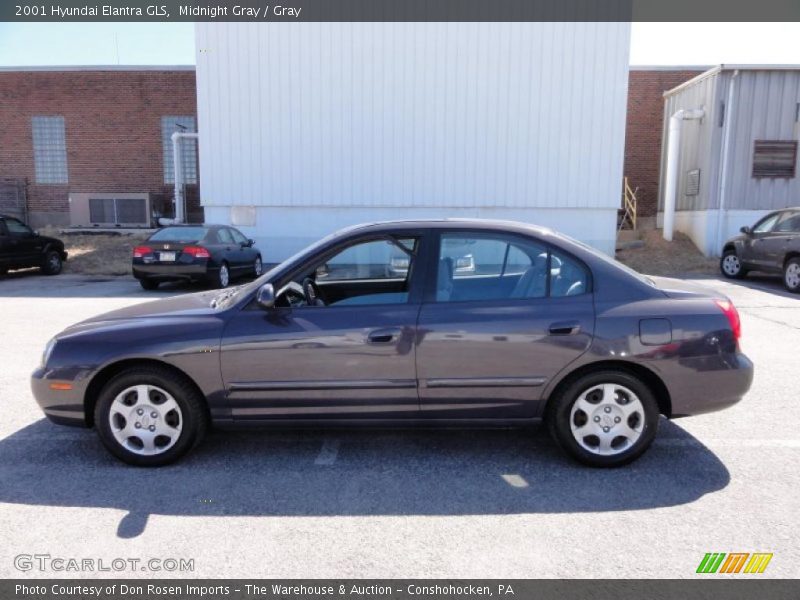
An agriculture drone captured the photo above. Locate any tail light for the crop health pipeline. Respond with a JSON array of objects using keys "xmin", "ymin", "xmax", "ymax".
[
  {"xmin": 132, "ymin": 246, "xmax": 153, "ymax": 258},
  {"xmin": 714, "ymin": 299, "xmax": 741, "ymax": 342},
  {"xmin": 182, "ymin": 246, "xmax": 210, "ymax": 259}
]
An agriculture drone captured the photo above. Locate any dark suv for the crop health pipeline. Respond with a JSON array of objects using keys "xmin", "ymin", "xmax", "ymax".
[
  {"xmin": 720, "ymin": 208, "xmax": 800, "ymax": 292},
  {"xmin": 0, "ymin": 215, "xmax": 67, "ymax": 276}
]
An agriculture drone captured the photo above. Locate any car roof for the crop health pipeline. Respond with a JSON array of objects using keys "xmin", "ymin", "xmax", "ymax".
[{"xmin": 336, "ymin": 218, "xmax": 556, "ymax": 238}]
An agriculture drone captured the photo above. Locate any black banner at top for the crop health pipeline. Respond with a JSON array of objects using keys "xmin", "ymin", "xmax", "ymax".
[{"xmin": 3, "ymin": 0, "xmax": 800, "ymax": 22}]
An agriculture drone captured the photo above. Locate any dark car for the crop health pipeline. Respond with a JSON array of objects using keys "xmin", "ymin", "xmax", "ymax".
[
  {"xmin": 32, "ymin": 219, "xmax": 753, "ymax": 468},
  {"xmin": 132, "ymin": 224, "xmax": 262, "ymax": 290},
  {"xmin": 0, "ymin": 215, "xmax": 67, "ymax": 277},
  {"xmin": 720, "ymin": 207, "xmax": 800, "ymax": 292}
]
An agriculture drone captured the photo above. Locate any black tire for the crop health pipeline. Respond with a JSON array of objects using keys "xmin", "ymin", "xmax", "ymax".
[
  {"xmin": 783, "ymin": 257, "xmax": 800, "ymax": 293},
  {"xmin": 546, "ymin": 370, "xmax": 660, "ymax": 468},
  {"xmin": 139, "ymin": 279, "xmax": 160, "ymax": 291},
  {"xmin": 40, "ymin": 250, "xmax": 63, "ymax": 275},
  {"xmin": 94, "ymin": 366, "xmax": 208, "ymax": 467},
  {"xmin": 0, "ymin": 266, "xmax": 7, "ymax": 276},
  {"xmin": 212, "ymin": 261, "xmax": 230, "ymax": 289},
  {"xmin": 720, "ymin": 248, "xmax": 747, "ymax": 279}
]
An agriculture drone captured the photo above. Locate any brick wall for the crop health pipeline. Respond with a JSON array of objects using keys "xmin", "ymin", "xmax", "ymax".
[
  {"xmin": 624, "ymin": 68, "xmax": 706, "ymax": 221},
  {"xmin": 0, "ymin": 69, "xmax": 200, "ymax": 227}
]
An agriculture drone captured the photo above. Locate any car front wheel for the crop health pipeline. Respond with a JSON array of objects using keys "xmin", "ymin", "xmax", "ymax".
[
  {"xmin": 94, "ymin": 366, "xmax": 208, "ymax": 467},
  {"xmin": 547, "ymin": 370, "xmax": 660, "ymax": 467},
  {"xmin": 253, "ymin": 255, "xmax": 263, "ymax": 277},
  {"xmin": 41, "ymin": 250, "xmax": 63, "ymax": 275},
  {"xmin": 720, "ymin": 249, "xmax": 747, "ymax": 279},
  {"xmin": 784, "ymin": 257, "xmax": 800, "ymax": 293}
]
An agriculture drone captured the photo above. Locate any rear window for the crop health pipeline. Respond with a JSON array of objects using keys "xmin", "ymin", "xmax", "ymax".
[{"xmin": 149, "ymin": 227, "xmax": 209, "ymax": 242}]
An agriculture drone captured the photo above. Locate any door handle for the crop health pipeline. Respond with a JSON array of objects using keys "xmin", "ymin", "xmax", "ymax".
[
  {"xmin": 548, "ymin": 321, "xmax": 581, "ymax": 336},
  {"xmin": 367, "ymin": 328, "xmax": 402, "ymax": 344}
]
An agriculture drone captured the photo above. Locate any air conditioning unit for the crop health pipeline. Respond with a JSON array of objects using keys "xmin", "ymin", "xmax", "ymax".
[{"xmin": 69, "ymin": 193, "xmax": 152, "ymax": 227}]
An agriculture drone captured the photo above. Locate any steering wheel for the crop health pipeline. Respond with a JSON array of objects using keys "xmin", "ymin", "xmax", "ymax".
[{"xmin": 302, "ymin": 277, "xmax": 326, "ymax": 307}]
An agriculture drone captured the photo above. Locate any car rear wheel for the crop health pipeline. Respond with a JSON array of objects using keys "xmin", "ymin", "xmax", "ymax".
[
  {"xmin": 784, "ymin": 257, "xmax": 800, "ymax": 293},
  {"xmin": 720, "ymin": 249, "xmax": 747, "ymax": 279},
  {"xmin": 40, "ymin": 250, "xmax": 63, "ymax": 275},
  {"xmin": 139, "ymin": 279, "xmax": 160, "ymax": 291},
  {"xmin": 253, "ymin": 255, "xmax": 263, "ymax": 277},
  {"xmin": 547, "ymin": 370, "xmax": 660, "ymax": 467},
  {"xmin": 214, "ymin": 262, "xmax": 230, "ymax": 288},
  {"xmin": 94, "ymin": 366, "xmax": 208, "ymax": 467}
]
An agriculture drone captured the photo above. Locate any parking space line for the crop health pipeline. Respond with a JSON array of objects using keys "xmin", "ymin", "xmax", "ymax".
[
  {"xmin": 314, "ymin": 439, "xmax": 340, "ymax": 465},
  {"xmin": 501, "ymin": 473, "xmax": 529, "ymax": 488}
]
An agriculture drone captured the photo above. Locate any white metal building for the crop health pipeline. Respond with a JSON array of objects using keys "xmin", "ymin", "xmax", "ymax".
[
  {"xmin": 194, "ymin": 23, "xmax": 631, "ymax": 260},
  {"xmin": 658, "ymin": 65, "xmax": 800, "ymax": 256}
]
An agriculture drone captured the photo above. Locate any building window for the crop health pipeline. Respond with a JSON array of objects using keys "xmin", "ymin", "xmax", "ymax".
[
  {"xmin": 31, "ymin": 116, "xmax": 68, "ymax": 184},
  {"xmin": 161, "ymin": 116, "xmax": 197, "ymax": 184},
  {"xmin": 752, "ymin": 141, "xmax": 797, "ymax": 179}
]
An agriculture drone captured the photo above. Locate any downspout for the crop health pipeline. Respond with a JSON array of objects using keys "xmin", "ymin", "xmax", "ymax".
[
  {"xmin": 171, "ymin": 131, "xmax": 199, "ymax": 224},
  {"xmin": 715, "ymin": 69, "xmax": 739, "ymax": 256},
  {"xmin": 663, "ymin": 108, "xmax": 705, "ymax": 241}
]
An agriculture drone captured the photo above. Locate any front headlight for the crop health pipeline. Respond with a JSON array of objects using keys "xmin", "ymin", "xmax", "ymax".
[{"xmin": 41, "ymin": 338, "xmax": 57, "ymax": 368}]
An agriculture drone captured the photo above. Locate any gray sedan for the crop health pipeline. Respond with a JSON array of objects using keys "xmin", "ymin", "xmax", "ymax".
[
  {"xmin": 32, "ymin": 220, "xmax": 753, "ymax": 467},
  {"xmin": 720, "ymin": 207, "xmax": 800, "ymax": 292}
]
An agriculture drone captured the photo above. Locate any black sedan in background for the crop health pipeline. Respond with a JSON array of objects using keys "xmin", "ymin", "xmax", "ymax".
[
  {"xmin": 35, "ymin": 219, "xmax": 752, "ymax": 467},
  {"xmin": 720, "ymin": 207, "xmax": 800, "ymax": 292},
  {"xmin": 132, "ymin": 224, "xmax": 262, "ymax": 290}
]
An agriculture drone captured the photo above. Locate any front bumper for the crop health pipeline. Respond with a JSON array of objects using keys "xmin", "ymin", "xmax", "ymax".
[
  {"xmin": 30, "ymin": 366, "xmax": 88, "ymax": 427},
  {"xmin": 667, "ymin": 352, "xmax": 754, "ymax": 418}
]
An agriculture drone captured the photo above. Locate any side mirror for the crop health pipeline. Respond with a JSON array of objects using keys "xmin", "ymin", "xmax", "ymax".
[
  {"xmin": 256, "ymin": 283, "xmax": 276, "ymax": 310},
  {"xmin": 315, "ymin": 264, "xmax": 329, "ymax": 279},
  {"xmin": 740, "ymin": 226, "xmax": 752, "ymax": 235},
  {"xmin": 247, "ymin": 238, "xmax": 255, "ymax": 247}
]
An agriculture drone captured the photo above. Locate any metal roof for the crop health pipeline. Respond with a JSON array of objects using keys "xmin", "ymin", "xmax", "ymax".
[{"xmin": 664, "ymin": 64, "xmax": 800, "ymax": 97}]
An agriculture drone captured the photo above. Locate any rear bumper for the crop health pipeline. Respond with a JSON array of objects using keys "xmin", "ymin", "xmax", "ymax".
[
  {"xmin": 667, "ymin": 352, "xmax": 754, "ymax": 418},
  {"xmin": 30, "ymin": 366, "xmax": 88, "ymax": 428},
  {"xmin": 133, "ymin": 263, "xmax": 211, "ymax": 282}
]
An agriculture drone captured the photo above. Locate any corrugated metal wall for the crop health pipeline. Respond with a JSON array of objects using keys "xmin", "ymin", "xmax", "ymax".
[
  {"xmin": 659, "ymin": 68, "xmax": 800, "ymax": 213},
  {"xmin": 196, "ymin": 22, "xmax": 630, "ymax": 211},
  {"xmin": 659, "ymin": 71, "xmax": 722, "ymax": 212},
  {"xmin": 724, "ymin": 70, "xmax": 800, "ymax": 211}
]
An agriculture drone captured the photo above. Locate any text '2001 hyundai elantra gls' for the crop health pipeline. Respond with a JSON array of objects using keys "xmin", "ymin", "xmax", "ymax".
[{"xmin": 32, "ymin": 220, "xmax": 753, "ymax": 467}]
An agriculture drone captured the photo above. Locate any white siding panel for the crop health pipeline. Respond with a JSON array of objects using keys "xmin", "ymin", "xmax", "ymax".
[{"xmin": 196, "ymin": 22, "xmax": 630, "ymax": 211}]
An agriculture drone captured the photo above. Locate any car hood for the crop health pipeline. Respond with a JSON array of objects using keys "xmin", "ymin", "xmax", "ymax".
[
  {"xmin": 37, "ymin": 234, "xmax": 64, "ymax": 247},
  {"xmin": 725, "ymin": 233, "xmax": 749, "ymax": 245},
  {"xmin": 55, "ymin": 291, "xmax": 224, "ymax": 339}
]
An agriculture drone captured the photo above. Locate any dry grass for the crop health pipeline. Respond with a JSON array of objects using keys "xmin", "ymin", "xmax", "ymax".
[
  {"xmin": 41, "ymin": 228, "xmax": 149, "ymax": 276},
  {"xmin": 616, "ymin": 229, "xmax": 718, "ymax": 277}
]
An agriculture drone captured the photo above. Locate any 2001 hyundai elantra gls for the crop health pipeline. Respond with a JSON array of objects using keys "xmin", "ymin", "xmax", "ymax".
[{"xmin": 32, "ymin": 220, "xmax": 753, "ymax": 467}]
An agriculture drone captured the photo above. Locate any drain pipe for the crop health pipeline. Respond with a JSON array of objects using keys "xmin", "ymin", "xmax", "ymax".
[
  {"xmin": 171, "ymin": 131, "xmax": 198, "ymax": 224},
  {"xmin": 663, "ymin": 108, "xmax": 705, "ymax": 241},
  {"xmin": 714, "ymin": 69, "xmax": 739, "ymax": 256}
]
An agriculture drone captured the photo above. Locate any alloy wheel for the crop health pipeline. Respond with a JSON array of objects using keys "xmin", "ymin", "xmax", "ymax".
[
  {"xmin": 108, "ymin": 385, "xmax": 183, "ymax": 456},
  {"xmin": 722, "ymin": 254, "xmax": 741, "ymax": 276},
  {"xmin": 254, "ymin": 256, "xmax": 262, "ymax": 277},
  {"xmin": 786, "ymin": 262, "xmax": 800, "ymax": 290},
  {"xmin": 569, "ymin": 383, "xmax": 645, "ymax": 456},
  {"xmin": 219, "ymin": 264, "xmax": 230, "ymax": 287}
]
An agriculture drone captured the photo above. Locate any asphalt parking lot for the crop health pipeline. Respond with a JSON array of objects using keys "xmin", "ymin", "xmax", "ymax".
[{"xmin": 0, "ymin": 272, "xmax": 798, "ymax": 578}]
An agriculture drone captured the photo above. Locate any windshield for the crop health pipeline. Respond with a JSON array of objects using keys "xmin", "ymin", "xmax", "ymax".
[{"xmin": 149, "ymin": 227, "xmax": 209, "ymax": 242}]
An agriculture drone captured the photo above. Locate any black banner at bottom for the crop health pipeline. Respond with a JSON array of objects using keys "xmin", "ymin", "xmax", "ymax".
[{"xmin": 3, "ymin": 580, "xmax": 799, "ymax": 600}]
